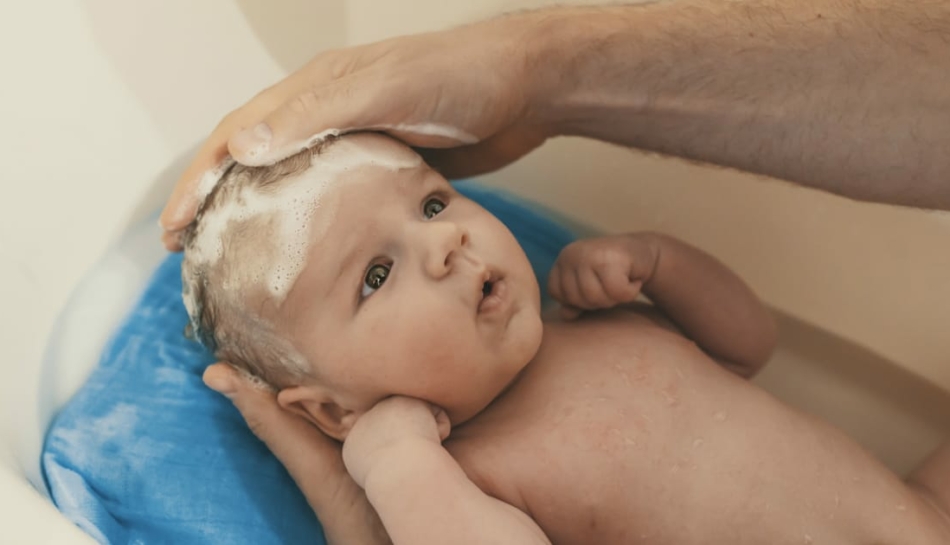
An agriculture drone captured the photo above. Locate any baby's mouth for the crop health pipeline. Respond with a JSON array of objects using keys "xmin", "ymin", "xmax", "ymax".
[{"xmin": 478, "ymin": 271, "xmax": 507, "ymax": 314}]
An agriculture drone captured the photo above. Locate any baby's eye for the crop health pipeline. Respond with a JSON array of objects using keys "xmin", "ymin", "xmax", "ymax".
[
  {"xmin": 423, "ymin": 197, "xmax": 446, "ymax": 219},
  {"xmin": 361, "ymin": 263, "xmax": 390, "ymax": 298}
]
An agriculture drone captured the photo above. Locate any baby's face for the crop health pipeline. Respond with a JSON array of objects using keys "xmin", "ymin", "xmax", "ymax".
[{"xmin": 277, "ymin": 136, "xmax": 543, "ymax": 426}]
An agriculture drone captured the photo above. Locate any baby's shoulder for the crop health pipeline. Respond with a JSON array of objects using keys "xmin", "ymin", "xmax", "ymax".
[
  {"xmin": 534, "ymin": 303, "xmax": 697, "ymax": 371},
  {"xmin": 543, "ymin": 302, "xmax": 683, "ymax": 339}
]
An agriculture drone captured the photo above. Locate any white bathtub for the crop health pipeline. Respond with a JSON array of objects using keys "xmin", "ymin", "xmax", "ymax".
[{"xmin": 2, "ymin": 1, "xmax": 948, "ymax": 542}]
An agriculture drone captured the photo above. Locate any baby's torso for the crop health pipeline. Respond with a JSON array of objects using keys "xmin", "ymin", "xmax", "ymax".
[{"xmin": 445, "ymin": 308, "xmax": 948, "ymax": 545}]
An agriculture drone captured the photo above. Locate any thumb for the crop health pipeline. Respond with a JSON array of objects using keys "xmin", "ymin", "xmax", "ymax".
[
  {"xmin": 203, "ymin": 362, "xmax": 240, "ymax": 398},
  {"xmin": 430, "ymin": 405, "xmax": 452, "ymax": 442},
  {"xmin": 204, "ymin": 364, "xmax": 353, "ymax": 507}
]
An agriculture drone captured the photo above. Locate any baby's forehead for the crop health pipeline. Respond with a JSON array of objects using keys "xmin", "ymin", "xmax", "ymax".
[
  {"xmin": 317, "ymin": 133, "xmax": 423, "ymax": 172},
  {"xmin": 285, "ymin": 136, "xmax": 429, "ymax": 208}
]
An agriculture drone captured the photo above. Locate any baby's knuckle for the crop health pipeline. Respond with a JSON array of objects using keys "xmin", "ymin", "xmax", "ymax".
[
  {"xmin": 590, "ymin": 245, "xmax": 623, "ymax": 269},
  {"xmin": 605, "ymin": 282, "xmax": 630, "ymax": 300},
  {"xmin": 558, "ymin": 242, "xmax": 581, "ymax": 258}
]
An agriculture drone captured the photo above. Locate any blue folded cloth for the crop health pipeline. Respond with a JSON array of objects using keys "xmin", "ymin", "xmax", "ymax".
[{"xmin": 42, "ymin": 181, "xmax": 576, "ymax": 544}]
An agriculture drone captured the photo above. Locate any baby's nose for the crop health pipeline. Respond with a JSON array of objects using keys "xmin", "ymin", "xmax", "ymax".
[{"xmin": 423, "ymin": 221, "xmax": 469, "ymax": 279}]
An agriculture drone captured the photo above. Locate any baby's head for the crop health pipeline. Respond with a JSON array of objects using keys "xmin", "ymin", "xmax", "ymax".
[{"xmin": 182, "ymin": 134, "xmax": 543, "ymax": 438}]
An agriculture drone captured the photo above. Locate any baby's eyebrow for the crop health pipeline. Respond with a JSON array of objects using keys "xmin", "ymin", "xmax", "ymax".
[{"xmin": 329, "ymin": 225, "xmax": 372, "ymax": 312}]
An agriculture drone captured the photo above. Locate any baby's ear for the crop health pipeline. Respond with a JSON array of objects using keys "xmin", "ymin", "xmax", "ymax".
[{"xmin": 276, "ymin": 385, "xmax": 360, "ymax": 441}]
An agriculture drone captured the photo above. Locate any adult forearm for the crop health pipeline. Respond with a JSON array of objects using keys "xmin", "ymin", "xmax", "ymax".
[
  {"xmin": 273, "ymin": 442, "xmax": 391, "ymax": 545},
  {"xmin": 321, "ymin": 487, "xmax": 391, "ymax": 545},
  {"xmin": 529, "ymin": 0, "xmax": 950, "ymax": 209}
]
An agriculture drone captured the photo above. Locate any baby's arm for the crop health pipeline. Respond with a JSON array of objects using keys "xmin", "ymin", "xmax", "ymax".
[
  {"xmin": 344, "ymin": 397, "xmax": 551, "ymax": 545},
  {"xmin": 550, "ymin": 233, "xmax": 777, "ymax": 376},
  {"xmin": 640, "ymin": 233, "xmax": 777, "ymax": 376}
]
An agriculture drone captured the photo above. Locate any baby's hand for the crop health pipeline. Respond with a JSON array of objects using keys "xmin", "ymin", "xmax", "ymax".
[
  {"xmin": 342, "ymin": 396, "xmax": 451, "ymax": 489},
  {"xmin": 548, "ymin": 233, "xmax": 660, "ymax": 319}
]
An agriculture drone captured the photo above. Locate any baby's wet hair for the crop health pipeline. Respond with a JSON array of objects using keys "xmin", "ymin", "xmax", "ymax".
[{"xmin": 180, "ymin": 141, "xmax": 339, "ymax": 388}]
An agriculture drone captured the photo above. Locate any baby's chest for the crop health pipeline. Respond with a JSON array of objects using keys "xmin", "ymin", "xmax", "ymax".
[
  {"xmin": 510, "ymin": 317, "xmax": 716, "ymax": 451},
  {"xmin": 450, "ymin": 321, "xmax": 725, "ymax": 542}
]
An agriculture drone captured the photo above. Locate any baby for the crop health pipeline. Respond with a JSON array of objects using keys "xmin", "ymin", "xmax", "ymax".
[{"xmin": 181, "ymin": 133, "xmax": 950, "ymax": 544}]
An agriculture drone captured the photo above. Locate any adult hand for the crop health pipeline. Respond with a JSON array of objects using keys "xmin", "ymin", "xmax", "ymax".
[
  {"xmin": 203, "ymin": 363, "xmax": 391, "ymax": 545},
  {"xmin": 164, "ymin": 0, "xmax": 950, "ymax": 251},
  {"xmin": 161, "ymin": 12, "xmax": 556, "ymax": 249}
]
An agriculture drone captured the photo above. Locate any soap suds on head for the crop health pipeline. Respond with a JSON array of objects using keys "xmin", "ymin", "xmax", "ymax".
[
  {"xmin": 238, "ymin": 120, "xmax": 466, "ymax": 171},
  {"xmin": 187, "ymin": 136, "xmax": 423, "ymax": 303},
  {"xmin": 181, "ymin": 134, "xmax": 425, "ymax": 387},
  {"xmin": 234, "ymin": 365, "xmax": 278, "ymax": 393},
  {"xmin": 375, "ymin": 123, "xmax": 479, "ymax": 144},
  {"xmin": 303, "ymin": 128, "xmax": 343, "ymax": 151},
  {"xmin": 285, "ymin": 123, "xmax": 478, "ymax": 161},
  {"xmin": 189, "ymin": 170, "xmax": 329, "ymax": 302},
  {"xmin": 196, "ymin": 156, "xmax": 237, "ymax": 204},
  {"xmin": 280, "ymin": 123, "xmax": 478, "ymax": 166},
  {"xmin": 268, "ymin": 128, "xmax": 346, "ymax": 164},
  {"xmin": 165, "ymin": 156, "xmax": 238, "ymax": 225}
]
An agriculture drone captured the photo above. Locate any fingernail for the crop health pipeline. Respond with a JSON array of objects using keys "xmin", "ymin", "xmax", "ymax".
[
  {"xmin": 204, "ymin": 369, "xmax": 236, "ymax": 397},
  {"xmin": 158, "ymin": 210, "xmax": 176, "ymax": 230},
  {"xmin": 231, "ymin": 123, "xmax": 272, "ymax": 161}
]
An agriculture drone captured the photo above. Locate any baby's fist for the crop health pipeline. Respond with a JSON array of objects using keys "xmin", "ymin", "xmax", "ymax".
[
  {"xmin": 342, "ymin": 396, "xmax": 451, "ymax": 489},
  {"xmin": 548, "ymin": 233, "xmax": 659, "ymax": 318}
]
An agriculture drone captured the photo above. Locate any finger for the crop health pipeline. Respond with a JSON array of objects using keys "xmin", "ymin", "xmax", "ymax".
[
  {"xmin": 547, "ymin": 263, "xmax": 564, "ymax": 302},
  {"xmin": 432, "ymin": 406, "xmax": 452, "ymax": 442},
  {"xmin": 161, "ymin": 230, "xmax": 183, "ymax": 252},
  {"xmin": 227, "ymin": 71, "xmax": 400, "ymax": 167},
  {"xmin": 597, "ymin": 265, "xmax": 643, "ymax": 303},
  {"xmin": 160, "ymin": 76, "xmax": 301, "ymax": 232},
  {"xmin": 578, "ymin": 267, "xmax": 612, "ymax": 308},
  {"xmin": 160, "ymin": 148, "xmax": 232, "ymax": 233},
  {"xmin": 418, "ymin": 126, "xmax": 547, "ymax": 180},
  {"xmin": 202, "ymin": 362, "xmax": 240, "ymax": 397},
  {"xmin": 203, "ymin": 364, "xmax": 340, "ymax": 462},
  {"xmin": 203, "ymin": 363, "xmax": 360, "ymax": 517},
  {"xmin": 559, "ymin": 267, "xmax": 585, "ymax": 309},
  {"xmin": 558, "ymin": 304, "xmax": 583, "ymax": 321}
]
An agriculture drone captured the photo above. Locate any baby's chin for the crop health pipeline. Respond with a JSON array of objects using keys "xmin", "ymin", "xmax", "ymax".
[
  {"xmin": 472, "ymin": 310, "xmax": 545, "ymax": 417},
  {"xmin": 513, "ymin": 307, "xmax": 545, "ymax": 367}
]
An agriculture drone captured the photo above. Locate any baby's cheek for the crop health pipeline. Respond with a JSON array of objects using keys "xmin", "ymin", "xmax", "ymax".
[{"xmin": 401, "ymin": 315, "xmax": 467, "ymax": 363}]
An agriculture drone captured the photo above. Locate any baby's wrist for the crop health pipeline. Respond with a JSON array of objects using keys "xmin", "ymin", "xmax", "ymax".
[
  {"xmin": 362, "ymin": 440, "xmax": 453, "ymax": 499},
  {"xmin": 627, "ymin": 231, "xmax": 663, "ymax": 284}
]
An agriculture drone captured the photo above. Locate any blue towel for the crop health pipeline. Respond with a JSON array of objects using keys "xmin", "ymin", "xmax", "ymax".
[{"xmin": 41, "ymin": 181, "xmax": 576, "ymax": 544}]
